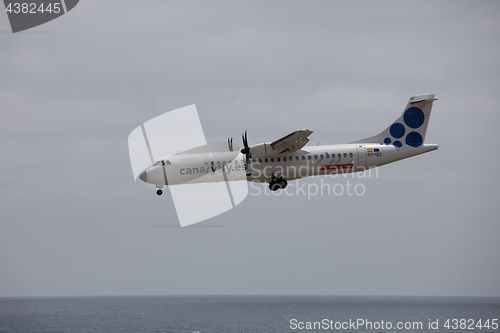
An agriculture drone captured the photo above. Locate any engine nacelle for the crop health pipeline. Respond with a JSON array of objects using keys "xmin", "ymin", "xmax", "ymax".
[
  {"xmin": 241, "ymin": 130, "xmax": 312, "ymax": 159},
  {"xmin": 249, "ymin": 142, "xmax": 281, "ymax": 157}
]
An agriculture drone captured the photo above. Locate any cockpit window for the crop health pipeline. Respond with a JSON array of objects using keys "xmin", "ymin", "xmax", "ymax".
[
  {"xmin": 153, "ymin": 161, "xmax": 160, "ymax": 166},
  {"xmin": 166, "ymin": 160, "xmax": 171, "ymax": 165}
]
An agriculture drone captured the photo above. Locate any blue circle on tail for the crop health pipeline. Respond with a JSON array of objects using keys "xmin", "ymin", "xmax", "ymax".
[
  {"xmin": 405, "ymin": 132, "xmax": 423, "ymax": 147},
  {"xmin": 390, "ymin": 123, "xmax": 405, "ymax": 138},
  {"xmin": 404, "ymin": 107, "xmax": 425, "ymax": 129},
  {"xmin": 384, "ymin": 137, "xmax": 391, "ymax": 144},
  {"xmin": 394, "ymin": 141, "xmax": 402, "ymax": 147}
]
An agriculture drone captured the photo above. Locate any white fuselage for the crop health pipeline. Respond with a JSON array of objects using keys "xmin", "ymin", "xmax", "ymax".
[{"xmin": 142, "ymin": 143, "xmax": 438, "ymax": 186}]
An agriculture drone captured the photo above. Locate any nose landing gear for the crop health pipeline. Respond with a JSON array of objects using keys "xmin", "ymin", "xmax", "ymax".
[{"xmin": 156, "ymin": 185, "xmax": 164, "ymax": 196}]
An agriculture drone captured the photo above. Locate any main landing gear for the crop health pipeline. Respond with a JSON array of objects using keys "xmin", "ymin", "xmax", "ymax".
[{"xmin": 269, "ymin": 175, "xmax": 288, "ymax": 191}]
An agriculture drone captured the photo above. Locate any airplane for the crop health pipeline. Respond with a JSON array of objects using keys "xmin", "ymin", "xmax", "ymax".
[{"xmin": 137, "ymin": 93, "xmax": 438, "ymax": 195}]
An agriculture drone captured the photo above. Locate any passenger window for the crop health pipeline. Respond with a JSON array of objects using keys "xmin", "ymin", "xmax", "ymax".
[
  {"xmin": 338, "ymin": 154, "xmax": 341, "ymax": 158},
  {"xmin": 308, "ymin": 155, "xmax": 312, "ymax": 160},
  {"xmin": 320, "ymin": 154, "xmax": 324, "ymax": 158},
  {"xmin": 302, "ymin": 156, "xmax": 305, "ymax": 160},
  {"xmin": 344, "ymin": 153, "xmax": 347, "ymax": 158},
  {"xmin": 271, "ymin": 158, "xmax": 274, "ymax": 162},
  {"xmin": 252, "ymin": 159, "xmax": 256, "ymax": 163},
  {"xmin": 258, "ymin": 158, "xmax": 262, "ymax": 163},
  {"xmin": 349, "ymin": 153, "xmax": 353, "ymax": 157},
  {"xmin": 325, "ymin": 154, "xmax": 329, "ymax": 158},
  {"xmin": 296, "ymin": 156, "xmax": 299, "ymax": 161},
  {"xmin": 265, "ymin": 158, "xmax": 268, "ymax": 163},
  {"xmin": 314, "ymin": 155, "xmax": 318, "ymax": 159},
  {"xmin": 277, "ymin": 157, "xmax": 281, "ymax": 162}
]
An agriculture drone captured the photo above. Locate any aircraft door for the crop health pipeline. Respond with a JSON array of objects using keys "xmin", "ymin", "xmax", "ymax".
[{"xmin": 357, "ymin": 146, "xmax": 366, "ymax": 167}]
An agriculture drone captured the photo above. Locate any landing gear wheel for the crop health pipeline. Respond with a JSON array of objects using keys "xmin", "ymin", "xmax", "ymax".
[
  {"xmin": 269, "ymin": 174, "xmax": 288, "ymax": 191},
  {"xmin": 269, "ymin": 182, "xmax": 281, "ymax": 191},
  {"xmin": 156, "ymin": 190, "xmax": 163, "ymax": 196}
]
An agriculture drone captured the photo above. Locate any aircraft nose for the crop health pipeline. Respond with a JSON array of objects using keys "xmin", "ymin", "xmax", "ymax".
[{"xmin": 139, "ymin": 170, "xmax": 147, "ymax": 182}]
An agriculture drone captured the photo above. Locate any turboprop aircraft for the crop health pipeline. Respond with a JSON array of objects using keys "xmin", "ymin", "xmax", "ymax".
[{"xmin": 135, "ymin": 93, "xmax": 438, "ymax": 195}]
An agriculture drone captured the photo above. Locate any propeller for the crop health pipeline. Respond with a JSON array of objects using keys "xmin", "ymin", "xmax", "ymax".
[
  {"xmin": 240, "ymin": 130, "xmax": 251, "ymax": 166},
  {"xmin": 228, "ymin": 137, "xmax": 233, "ymax": 151}
]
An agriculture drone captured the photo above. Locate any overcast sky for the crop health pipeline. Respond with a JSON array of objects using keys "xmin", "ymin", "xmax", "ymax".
[{"xmin": 1, "ymin": 0, "xmax": 499, "ymax": 297}]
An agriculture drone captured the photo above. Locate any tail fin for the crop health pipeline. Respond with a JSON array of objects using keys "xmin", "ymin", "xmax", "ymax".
[{"xmin": 351, "ymin": 93, "xmax": 437, "ymax": 148}]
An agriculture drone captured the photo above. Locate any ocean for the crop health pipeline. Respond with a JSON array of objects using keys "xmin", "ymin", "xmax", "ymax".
[{"xmin": 0, "ymin": 296, "xmax": 498, "ymax": 333}]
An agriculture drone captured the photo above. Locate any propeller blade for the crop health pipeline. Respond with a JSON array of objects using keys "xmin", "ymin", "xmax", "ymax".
[
  {"xmin": 240, "ymin": 131, "xmax": 251, "ymax": 166},
  {"xmin": 240, "ymin": 131, "xmax": 249, "ymax": 154}
]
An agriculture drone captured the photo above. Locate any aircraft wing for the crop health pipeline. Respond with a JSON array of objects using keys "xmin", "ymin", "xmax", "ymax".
[{"xmin": 270, "ymin": 130, "xmax": 313, "ymax": 154}]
